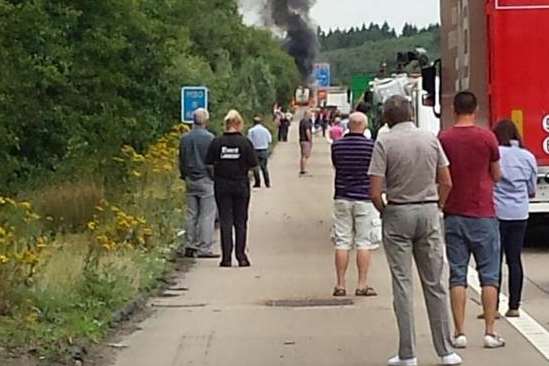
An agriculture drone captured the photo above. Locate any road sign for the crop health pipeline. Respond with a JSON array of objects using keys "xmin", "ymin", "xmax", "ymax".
[
  {"xmin": 181, "ymin": 87, "xmax": 208, "ymax": 123},
  {"xmin": 313, "ymin": 63, "xmax": 331, "ymax": 88}
]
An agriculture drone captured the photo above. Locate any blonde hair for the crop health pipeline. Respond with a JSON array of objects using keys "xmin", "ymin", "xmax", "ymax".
[{"xmin": 224, "ymin": 109, "xmax": 244, "ymax": 131}]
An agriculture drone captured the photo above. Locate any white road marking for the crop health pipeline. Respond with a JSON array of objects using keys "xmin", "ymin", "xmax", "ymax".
[{"xmin": 467, "ymin": 269, "xmax": 549, "ymax": 360}]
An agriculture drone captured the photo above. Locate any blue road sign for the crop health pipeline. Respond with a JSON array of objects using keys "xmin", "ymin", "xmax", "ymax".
[
  {"xmin": 181, "ymin": 86, "xmax": 208, "ymax": 123},
  {"xmin": 313, "ymin": 63, "xmax": 331, "ymax": 88}
]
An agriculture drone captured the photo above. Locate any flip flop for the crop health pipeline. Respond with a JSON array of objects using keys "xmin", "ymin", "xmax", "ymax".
[{"xmin": 355, "ymin": 287, "xmax": 378, "ymax": 297}]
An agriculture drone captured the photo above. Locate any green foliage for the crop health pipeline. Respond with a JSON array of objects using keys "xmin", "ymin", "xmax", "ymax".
[
  {"xmin": 318, "ymin": 30, "xmax": 441, "ymax": 86},
  {"xmin": 0, "ymin": 0, "xmax": 300, "ymax": 192}
]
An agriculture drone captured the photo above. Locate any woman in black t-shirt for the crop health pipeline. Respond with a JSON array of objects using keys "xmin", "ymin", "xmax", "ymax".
[{"xmin": 205, "ymin": 110, "xmax": 258, "ymax": 267}]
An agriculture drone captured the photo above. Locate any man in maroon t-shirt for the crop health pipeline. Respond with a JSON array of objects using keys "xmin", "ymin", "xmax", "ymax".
[{"xmin": 439, "ymin": 91, "xmax": 505, "ymax": 350}]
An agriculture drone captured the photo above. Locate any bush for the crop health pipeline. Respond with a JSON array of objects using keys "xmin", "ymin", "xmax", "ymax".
[{"xmin": 0, "ymin": 198, "xmax": 49, "ymax": 315}]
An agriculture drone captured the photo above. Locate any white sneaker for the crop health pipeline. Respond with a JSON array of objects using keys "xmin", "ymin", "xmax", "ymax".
[
  {"xmin": 452, "ymin": 334, "xmax": 467, "ymax": 349},
  {"xmin": 484, "ymin": 334, "xmax": 505, "ymax": 348},
  {"xmin": 440, "ymin": 352, "xmax": 463, "ymax": 365},
  {"xmin": 388, "ymin": 355, "xmax": 418, "ymax": 366}
]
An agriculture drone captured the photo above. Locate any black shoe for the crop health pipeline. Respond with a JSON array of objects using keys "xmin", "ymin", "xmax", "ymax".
[
  {"xmin": 253, "ymin": 184, "xmax": 261, "ymax": 188},
  {"xmin": 238, "ymin": 259, "xmax": 251, "ymax": 267},
  {"xmin": 184, "ymin": 248, "xmax": 197, "ymax": 258},
  {"xmin": 197, "ymin": 252, "xmax": 221, "ymax": 259},
  {"xmin": 265, "ymin": 183, "xmax": 271, "ymax": 188},
  {"xmin": 219, "ymin": 261, "xmax": 232, "ymax": 267}
]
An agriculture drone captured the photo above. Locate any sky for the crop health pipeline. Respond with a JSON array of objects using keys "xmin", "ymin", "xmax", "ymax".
[{"xmin": 241, "ymin": 0, "xmax": 441, "ymax": 33}]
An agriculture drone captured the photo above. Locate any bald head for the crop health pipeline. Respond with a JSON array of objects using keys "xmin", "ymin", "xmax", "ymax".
[{"xmin": 348, "ymin": 112, "xmax": 368, "ymax": 134}]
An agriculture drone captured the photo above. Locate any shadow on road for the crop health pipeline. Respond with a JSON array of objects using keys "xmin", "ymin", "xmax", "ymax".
[{"xmin": 525, "ymin": 219, "xmax": 549, "ymax": 250}]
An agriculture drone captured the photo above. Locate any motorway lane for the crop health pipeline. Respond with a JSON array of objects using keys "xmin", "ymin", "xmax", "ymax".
[{"xmin": 110, "ymin": 124, "xmax": 549, "ymax": 366}]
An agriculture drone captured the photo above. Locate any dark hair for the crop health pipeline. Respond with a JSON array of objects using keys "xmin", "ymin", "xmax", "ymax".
[
  {"xmin": 383, "ymin": 95, "xmax": 413, "ymax": 126},
  {"xmin": 453, "ymin": 91, "xmax": 478, "ymax": 115},
  {"xmin": 355, "ymin": 101, "xmax": 370, "ymax": 114},
  {"xmin": 493, "ymin": 120, "xmax": 524, "ymax": 148}
]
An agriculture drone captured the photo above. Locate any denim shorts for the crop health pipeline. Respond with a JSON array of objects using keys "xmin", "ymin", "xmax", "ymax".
[{"xmin": 444, "ymin": 215, "xmax": 501, "ymax": 288}]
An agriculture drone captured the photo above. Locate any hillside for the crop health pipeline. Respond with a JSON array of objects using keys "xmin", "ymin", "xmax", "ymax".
[{"xmin": 317, "ymin": 27, "xmax": 440, "ymax": 85}]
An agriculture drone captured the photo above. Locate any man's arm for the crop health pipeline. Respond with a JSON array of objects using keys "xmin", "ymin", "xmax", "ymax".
[
  {"xmin": 368, "ymin": 141, "xmax": 387, "ymax": 214},
  {"xmin": 490, "ymin": 161, "xmax": 502, "ymax": 182},
  {"xmin": 204, "ymin": 139, "xmax": 217, "ymax": 179},
  {"xmin": 437, "ymin": 166, "xmax": 453, "ymax": 209},
  {"xmin": 487, "ymin": 132, "xmax": 502, "ymax": 182},
  {"xmin": 178, "ymin": 139, "xmax": 186, "ymax": 180},
  {"xmin": 435, "ymin": 140, "xmax": 452, "ymax": 208},
  {"xmin": 246, "ymin": 140, "xmax": 259, "ymax": 168},
  {"xmin": 370, "ymin": 176, "xmax": 385, "ymax": 214}
]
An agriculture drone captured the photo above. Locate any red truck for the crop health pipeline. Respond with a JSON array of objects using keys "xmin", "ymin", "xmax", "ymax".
[{"xmin": 437, "ymin": 0, "xmax": 549, "ymax": 218}]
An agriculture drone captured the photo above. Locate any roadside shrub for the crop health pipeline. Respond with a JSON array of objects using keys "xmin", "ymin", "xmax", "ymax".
[{"xmin": 0, "ymin": 198, "xmax": 49, "ymax": 315}]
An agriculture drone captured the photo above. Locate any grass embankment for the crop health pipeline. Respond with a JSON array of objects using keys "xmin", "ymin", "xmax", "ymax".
[{"xmin": 0, "ymin": 124, "xmax": 189, "ymax": 362}]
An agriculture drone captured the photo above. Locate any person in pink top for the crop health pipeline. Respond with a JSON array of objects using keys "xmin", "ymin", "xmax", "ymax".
[{"xmin": 329, "ymin": 117, "xmax": 344, "ymax": 142}]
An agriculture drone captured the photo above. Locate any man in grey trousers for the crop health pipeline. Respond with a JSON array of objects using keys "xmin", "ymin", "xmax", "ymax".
[
  {"xmin": 179, "ymin": 108, "xmax": 219, "ymax": 258},
  {"xmin": 368, "ymin": 96, "xmax": 461, "ymax": 366}
]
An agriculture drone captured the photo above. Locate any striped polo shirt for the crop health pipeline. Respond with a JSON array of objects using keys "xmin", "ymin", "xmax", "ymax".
[{"xmin": 331, "ymin": 133, "xmax": 374, "ymax": 201}]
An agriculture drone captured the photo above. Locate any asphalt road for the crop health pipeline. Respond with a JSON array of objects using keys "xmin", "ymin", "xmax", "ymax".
[{"xmin": 110, "ymin": 123, "xmax": 549, "ymax": 366}]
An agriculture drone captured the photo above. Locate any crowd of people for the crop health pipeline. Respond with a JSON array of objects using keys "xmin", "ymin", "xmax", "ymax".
[
  {"xmin": 179, "ymin": 89, "xmax": 538, "ymax": 366},
  {"xmin": 325, "ymin": 91, "xmax": 537, "ymax": 366}
]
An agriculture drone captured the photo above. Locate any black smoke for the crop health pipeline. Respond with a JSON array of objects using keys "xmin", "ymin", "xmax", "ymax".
[{"xmin": 264, "ymin": 0, "xmax": 319, "ymax": 81}]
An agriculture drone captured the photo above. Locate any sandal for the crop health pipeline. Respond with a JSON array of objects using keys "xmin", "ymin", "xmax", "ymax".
[
  {"xmin": 333, "ymin": 287, "xmax": 346, "ymax": 297},
  {"xmin": 355, "ymin": 287, "xmax": 378, "ymax": 297}
]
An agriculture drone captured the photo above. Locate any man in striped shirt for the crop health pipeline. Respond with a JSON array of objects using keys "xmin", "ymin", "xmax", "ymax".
[{"xmin": 330, "ymin": 112, "xmax": 381, "ymax": 297}]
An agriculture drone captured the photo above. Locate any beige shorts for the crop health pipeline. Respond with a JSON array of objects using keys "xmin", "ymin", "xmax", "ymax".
[
  {"xmin": 332, "ymin": 199, "xmax": 382, "ymax": 251},
  {"xmin": 300, "ymin": 141, "xmax": 312, "ymax": 158}
]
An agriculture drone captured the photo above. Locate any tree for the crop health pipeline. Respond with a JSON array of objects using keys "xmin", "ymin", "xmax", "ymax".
[{"xmin": 0, "ymin": 0, "xmax": 300, "ymax": 191}]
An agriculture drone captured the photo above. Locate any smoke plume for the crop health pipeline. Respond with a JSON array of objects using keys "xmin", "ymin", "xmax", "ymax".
[{"xmin": 263, "ymin": 0, "xmax": 319, "ymax": 81}]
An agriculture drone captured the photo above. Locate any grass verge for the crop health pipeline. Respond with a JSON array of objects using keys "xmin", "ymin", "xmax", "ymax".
[{"xmin": 0, "ymin": 124, "xmax": 188, "ymax": 364}]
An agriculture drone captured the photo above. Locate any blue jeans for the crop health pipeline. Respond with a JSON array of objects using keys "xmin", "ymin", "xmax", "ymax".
[
  {"xmin": 253, "ymin": 149, "xmax": 270, "ymax": 187},
  {"xmin": 445, "ymin": 215, "xmax": 501, "ymax": 288}
]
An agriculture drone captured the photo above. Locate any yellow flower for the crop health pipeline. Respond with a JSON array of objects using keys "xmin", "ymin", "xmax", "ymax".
[
  {"xmin": 18, "ymin": 202, "xmax": 32, "ymax": 210},
  {"xmin": 143, "ymin": 228, "xmax": 153, "ymax": 237},
  {"xmin": 87, "ymin": 221, "xmax": 97, "ymax": 231},
  {"xmin": 26, "ymin": 212, "xmax": 41, "ymax": 221},
  {"xmin": 0, "ymin": 196, "xmax": 6, "ymax": 205},
  {"xmin": 5, "ymin": 197, "xmax": 16, "ymax": 206},
  {"xmin": 131, "ymin": 154, "xmax": 146, "ymax": 163},
  {"xmin": 131, "ymin": 170, "xmax": 142, "ymax": 177},
  {"xmin": 0, "ymin": 255, "xmax": 9, "ymax": 264}
]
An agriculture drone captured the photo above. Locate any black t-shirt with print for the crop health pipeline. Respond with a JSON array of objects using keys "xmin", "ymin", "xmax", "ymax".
[{"xmin": 205, "ymin": 132, "xmax": 258, "ymax": 181}]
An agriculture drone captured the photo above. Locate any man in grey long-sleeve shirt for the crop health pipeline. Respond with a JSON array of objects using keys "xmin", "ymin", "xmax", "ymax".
[{"xmin": 179, "ymin": 108, "xmax": 219, "ymax": 258}]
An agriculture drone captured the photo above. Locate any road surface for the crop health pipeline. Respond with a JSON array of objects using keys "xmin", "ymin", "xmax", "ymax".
[{"xmin": 111, "ymin": 124, "xmax": 549, "ymax": 366}]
